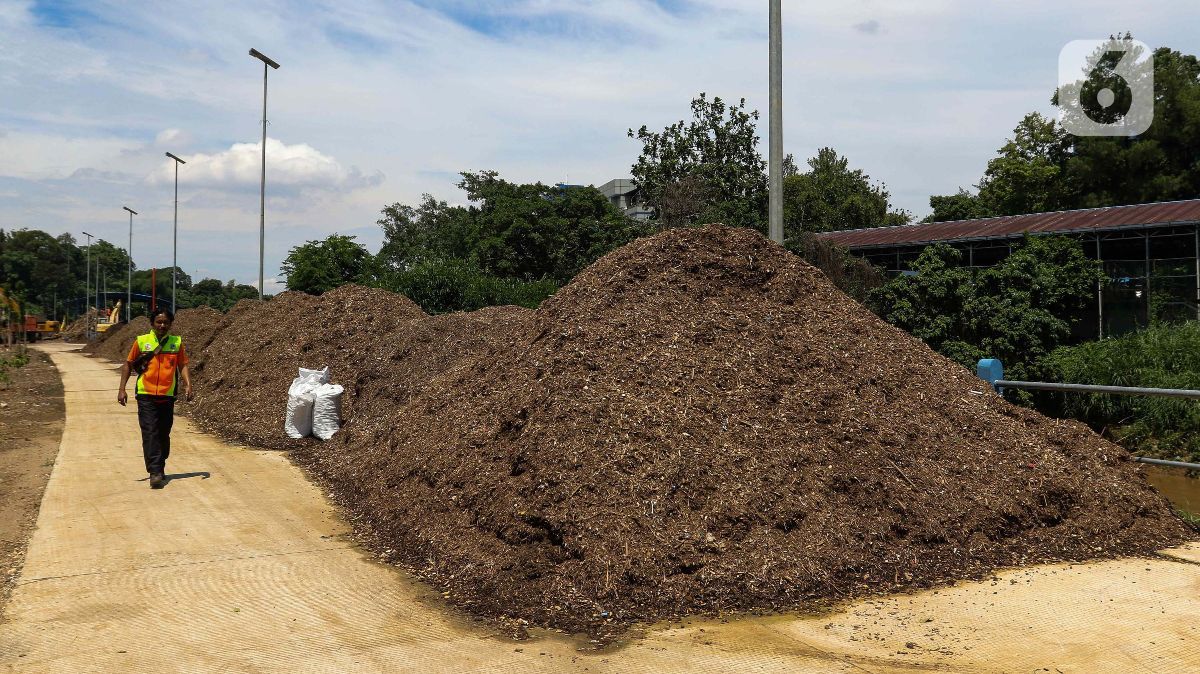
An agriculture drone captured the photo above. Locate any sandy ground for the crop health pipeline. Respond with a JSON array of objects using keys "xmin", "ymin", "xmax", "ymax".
[
  {"xmin": 1, "ymin": 342, "xmax": 1198, "ymax": 673},
  {"xmin": 0, "ymin": 347, "xmax": 63, "ymax": 615}
]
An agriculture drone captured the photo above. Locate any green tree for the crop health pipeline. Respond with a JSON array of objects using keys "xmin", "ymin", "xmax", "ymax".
[
  {"xmin": 628, "ymin": 93, "xmax": 767, "ymax": 229},
  {"xmin": 869, "ymin": 236, "xmax": 1103, "ymax": 381},
  {"xmin": 783, "ymin": 147, "xmax": 911, "ymax": 234},
  {"xmin": 928, "ymin": 39, "xmax": 1200, "ymax": 218},
  {"xmin": 460, "ymin": 171, "xmax": 648, "ymax": 283},
  {"xmin": 377, "ymin": 194, "xmax": 474, "ymax": 271},
  {"xmin": 281, "ymin": 234, "xmax": 373, "ymax": 295},
  {"xmin": 976, "ymin": 113, "xmax": 1071, "ymax": 216},
  {"xmin": 926, "ymin": 189, "xmax": 993, "ymax": 223}
]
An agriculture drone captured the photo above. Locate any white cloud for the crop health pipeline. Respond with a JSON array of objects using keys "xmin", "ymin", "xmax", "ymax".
[
  {"xmin": 155, "ymin": 128, "xmax": 192, "ymax": 147},
  {"xmin": 149, "ymin": 138, "xmax": 382, "ymax": 191}
]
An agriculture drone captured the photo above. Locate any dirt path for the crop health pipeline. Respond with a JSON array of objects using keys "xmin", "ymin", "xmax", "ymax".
[
  {"xmin": 0, "ymin": 347, "xmax": 64, "ymax": 616},
  {"xmin": 1, "ymin": 343, "xmax": 1198, "ymax": 672}
]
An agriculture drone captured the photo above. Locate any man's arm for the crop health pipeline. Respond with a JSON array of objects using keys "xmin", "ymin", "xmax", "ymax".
[
  {"xmin": 180, "ymin": 364, "xmax": 193, "ymax": 401},
  {"xmin": 118, "ymin": 362, "xmax": 131, "ymax": 406}
]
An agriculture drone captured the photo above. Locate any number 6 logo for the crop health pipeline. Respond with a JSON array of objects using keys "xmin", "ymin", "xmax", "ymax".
[{"xmin": 1059, "ymin": 38, "xmax": 1154, "ymax": 137}]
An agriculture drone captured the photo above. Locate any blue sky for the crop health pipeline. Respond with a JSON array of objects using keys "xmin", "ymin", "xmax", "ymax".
[{"xmin": 1, "ymin": 0, "xmax": 1197, "ymax": 292}]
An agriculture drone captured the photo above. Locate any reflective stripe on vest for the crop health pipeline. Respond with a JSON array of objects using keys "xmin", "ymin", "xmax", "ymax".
[{"xmin": 135, "ymin": 333, "xmax": 183, "ymax": 396}]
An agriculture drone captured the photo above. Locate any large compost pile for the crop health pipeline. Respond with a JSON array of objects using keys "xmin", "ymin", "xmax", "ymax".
[{"xmin": 89, "ymin": 226, "xmax": 1195, "ymax": 638}]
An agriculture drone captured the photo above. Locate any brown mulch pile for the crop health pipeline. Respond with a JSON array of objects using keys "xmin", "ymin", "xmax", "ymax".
[
  {"xmin": 187, "ymin": 285, "xmax": 428, "ymax": 445},
  {"xmin": 61, "ymin": 311, "xmax": 96, "ymax": 343},
  {"xmin": 182, "ymin": 225, "xmax": 1194, "ymax": 639},
  {"xmin": 82, "ymin": 317, "xmax": 150, "ymax": 361},
  {"xmin": 82, "ymin": 307, "xmax": 225, "ymax": 365}
]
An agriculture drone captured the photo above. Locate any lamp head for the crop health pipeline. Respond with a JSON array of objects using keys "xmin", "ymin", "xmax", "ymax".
[
  {"xmin": 249, "ymin": 48, "xmax": 280, "ymax": 69},
  {"xmin": 123, "ymin": 206, "xmax": 137, "ymax": 215},
  {"xmin": 165, "ymin": 152, "xmax": 186, "ymax": 164}
]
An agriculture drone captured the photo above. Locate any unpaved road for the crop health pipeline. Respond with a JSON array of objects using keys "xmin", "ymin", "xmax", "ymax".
[{"xmin": 1, "ymin": 343, "xmax": 1198, "ymax": 673}]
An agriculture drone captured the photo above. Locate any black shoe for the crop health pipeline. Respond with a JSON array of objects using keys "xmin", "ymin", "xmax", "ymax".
[{"xmin": 150, "ymin": 473, "xmax": 165, "ymax": 489}]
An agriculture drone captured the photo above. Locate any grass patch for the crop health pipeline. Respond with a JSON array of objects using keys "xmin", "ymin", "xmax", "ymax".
[{"xmin": 0, "ymin": 345, "xmax": 30, "ymax": 384}]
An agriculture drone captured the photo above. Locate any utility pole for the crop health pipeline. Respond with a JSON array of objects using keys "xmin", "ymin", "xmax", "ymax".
[
  {"xmin": 166, "ymin": 152, "xmax": 187, "ymax": 312},
  {"xmin": 82, "ymin": 231, "xmax": 93, "ymax": 340},
  {"xmin": 768, "ymin": 0, "xmax": 784, "ymax": 245},
  {"xmin": 249, "ymin": 48, "xmax": 280, "ymax": 301},
  {"xmin": 123, "ymin": 206, "xmax": 137, "ymax": 323}
]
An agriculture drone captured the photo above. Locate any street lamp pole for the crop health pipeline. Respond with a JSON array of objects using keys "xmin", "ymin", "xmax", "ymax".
[
  {"xmin": 249, "ymin": 47, "xmax": 280, "ymax": 301},
  {"xmin": 768, "ymin": 0, "xmax": 784, "ymax": 245},
  {"xmin": 165, "ymin": 152, "xmax": 186, "ymax": 313},
  {"xmin": 123, "ymin": 206, "xmax": 137, "ymax": 323},
  {"xmin": 82, "ymin": 231, "xmax": 93, "ymax": 340}
]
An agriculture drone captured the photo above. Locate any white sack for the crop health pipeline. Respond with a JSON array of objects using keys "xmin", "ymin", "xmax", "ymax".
[
  {"xmin": 284, "ymin": 390, "xmax": 315, "ymax": 438},
  {"xmin": 283, "ymin": 366, "xmax": 330, "ymax": 438},
  {"xmin": 312, "ymin": 383, "xmax": 345, "ymax": 440},
  {"xmin": 298, "ymin": 366, "xmax": 330, "ymax": 385}
]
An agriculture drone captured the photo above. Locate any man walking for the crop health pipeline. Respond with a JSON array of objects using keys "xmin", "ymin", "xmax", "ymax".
[{"xmin": 117, "ymin": 308, "xmax": 192, "ymax": 488}]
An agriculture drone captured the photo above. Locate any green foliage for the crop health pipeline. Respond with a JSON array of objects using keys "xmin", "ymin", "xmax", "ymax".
[
  {"xmin": 926, "ymin": 189, "xmax": 993, "ymax": 223},
  {"xmin": 628, "ymin": 93, "xmax": 767, "ymax": 229},
  {"xmin": 378, "ymin": 172, "xmax": 651, "ymax": 293},
  {"xmin": 182, "ymin": 278, "xmax": 260, "ymax": 311},
  {"xmin": 459, "ymin": 172, "xmax": 649, "ymax": 283},
  {"xmin": 281, "ymin": 234, "xmax": 374, "ymax": 295},
  {"xmin": 377, "ymin": 194, "xmax": 475, "ymax": 270},
  {"xmin": 380, "ymin": 258, "xmax": 558, "ymax": 314},
  {"xmin": 869, "ymin": 236, "xmax": 1103, "ymax": 381},
  {"xmin": 929, "ymin": 40, "xmax": 1200, "ymax": 219},
  {"xmin": 783, "ymin": 147, "xmax": 911, "ymax": 233},
  {"xmin": 1045, "ymin": 322, "xmax": 1200, "ymax": 462},
  {"xmin": 0, "ymin": 345, "xmax": 29, "ymax": 384}
]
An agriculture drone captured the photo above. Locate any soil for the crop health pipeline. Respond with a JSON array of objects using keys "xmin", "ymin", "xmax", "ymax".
[
  {"xmin": 171, "ymin": 225, "xmax": 1195, "ymax": 639},
  {"xmin": 0, "ymin": 347, "xmax": 65, "ymax": 618}
]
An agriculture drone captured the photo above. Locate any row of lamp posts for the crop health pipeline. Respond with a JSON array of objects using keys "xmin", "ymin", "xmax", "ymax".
[{"xmin": 80, "ymin": 47, "xmax": 279, "ymax": 337}]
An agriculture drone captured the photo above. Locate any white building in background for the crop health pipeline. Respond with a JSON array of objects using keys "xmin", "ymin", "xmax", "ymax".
[{"xmin": 597, "ymin": 179, "xmax": 652, "ymax": 220}]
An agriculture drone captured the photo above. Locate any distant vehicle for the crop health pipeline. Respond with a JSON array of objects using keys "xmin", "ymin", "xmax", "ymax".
[{"xmin": 23, "ymin": 315, "xmax": 63, "ymax": 341}]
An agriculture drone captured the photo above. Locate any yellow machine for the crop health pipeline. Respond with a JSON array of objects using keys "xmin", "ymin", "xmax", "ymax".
[
  {"xmin": 96, "ymin": 300, "xmax": 123, "ymax": 334},
  {"xmin": 0, "ymin": 287, "xmax": 21, "ymax": 343}
]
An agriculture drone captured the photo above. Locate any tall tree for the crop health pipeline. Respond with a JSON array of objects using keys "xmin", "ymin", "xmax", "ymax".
[
  {"xmin": 281, "ymin": 234, "xmax": 373, "ymax": 295},
  {"xmin": 628, "ymin": 93, "xmax": 767, "ymax": 229},
  {"xmin": 928, "ymin": 39, "xmax": 1200, "ymax": 219},
  {"xmin": 782, "ymin": 147, "xmax": 911, "ymax": 235}
]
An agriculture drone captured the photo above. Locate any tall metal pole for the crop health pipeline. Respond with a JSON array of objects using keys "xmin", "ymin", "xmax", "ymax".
[
  {"xmin": 249, "ymin": 48, "xmax": 280, "ymax": 301},
  {"xmin": 166, "ymin": 152, "xmax": 186, "ymax": 312},
  {"xmin": 768, "ymin": 0, "xmax": 784, "ymax": 245},
  {"xmin": 123, "ymin": 206, "xmax": 137, "ymax": 323},
  {"xmin": 82, "ymin": 231, "xmax": 93, "ymax": 340}
]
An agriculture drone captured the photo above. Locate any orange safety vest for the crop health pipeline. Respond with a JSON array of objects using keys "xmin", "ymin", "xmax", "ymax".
[{"xmin": 129, "ymin": 333, "xmax": 187, "ymax": 397}]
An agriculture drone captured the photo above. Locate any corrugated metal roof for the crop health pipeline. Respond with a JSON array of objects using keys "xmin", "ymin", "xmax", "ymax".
[{"xmin": 817, "ymin": 199, "xmax": 1200, "ymax": 250}]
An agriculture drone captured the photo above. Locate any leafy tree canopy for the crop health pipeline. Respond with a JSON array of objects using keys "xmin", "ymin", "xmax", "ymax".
[
  {"xmin": 628, "ymin": 93, "xmax": 767, "ymax": 229},
  {"xmin": 869, "ymin": 236, "xmax": 1103, "ymax": 382},
  {"xmin": 281, "ymin": 234, "xmax": 373, "ymax": 295},
  {"xmin": 783, "ymin": 147, "xmax": 911, "ymax": 235},
  {"xmin": 928, "ymin": 39, "xmax": 1200, "ymax": 221}
]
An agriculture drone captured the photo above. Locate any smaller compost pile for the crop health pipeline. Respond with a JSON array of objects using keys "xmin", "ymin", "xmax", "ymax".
[
  {"xmin": 83, "ymin": 317, "xmax": 150, "ymax": 361},
  {"xmin": 81, "ymin": 307, "xmax": 224, "ymax": 364}
]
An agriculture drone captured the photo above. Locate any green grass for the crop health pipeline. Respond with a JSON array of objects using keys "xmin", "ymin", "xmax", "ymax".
[
  {"xmin": 0, "ymin": 344, "xmax": 30, "ymax": 384},
  {"xmin": 1044, "ymin": 323, "xmax": 1200, "ymax": 463}
]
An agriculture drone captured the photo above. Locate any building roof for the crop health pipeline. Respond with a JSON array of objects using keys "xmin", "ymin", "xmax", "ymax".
[{"xmin": 817, "ymin": 199, "xmax": 1200, "ymax": 250}]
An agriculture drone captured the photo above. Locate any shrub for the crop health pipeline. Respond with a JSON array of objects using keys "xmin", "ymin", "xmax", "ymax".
[{"xmin": 1044, "ymin": 322, "xmax": 1200, "ymax": 462}]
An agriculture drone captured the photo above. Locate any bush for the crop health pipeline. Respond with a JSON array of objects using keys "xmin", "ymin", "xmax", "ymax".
[
  {"xmin": 1044, "ymin": 322, "xmax": 1200, "ymax": 462},
  {"xmin": 0, "ymin": 344, "xmax": 29, "ymax": 384},
  {"xmin": 382, "ymin": 258, "xmax": 558, "ymax": 314}
]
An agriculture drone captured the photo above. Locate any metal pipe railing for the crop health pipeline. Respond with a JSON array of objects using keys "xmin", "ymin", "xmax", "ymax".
[
  {"xmin": 1134, "ymin": 457, "xmax": 1200, "ymax": 470},
  {"xmin": 993, "ymin": 380, "xmax": 1200, "ymax": 400}
]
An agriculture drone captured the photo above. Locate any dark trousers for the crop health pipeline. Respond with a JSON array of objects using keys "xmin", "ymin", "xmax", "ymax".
[{"xmin": 136, "ymin": 394, "xmax": 176, "ymax": 475}]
